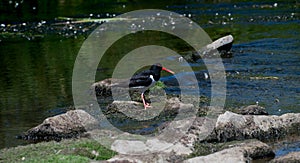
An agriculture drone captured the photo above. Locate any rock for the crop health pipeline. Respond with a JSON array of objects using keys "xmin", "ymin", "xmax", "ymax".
[
  {"xmin": 207, "ymin": 35, "xmax": 234, "ymax": 54},
  {"xmin": 107, "ymin": 138, "xmax": 191, "ymax": 162},
  {"xmin": 91, "ymin": 78, "xmax": 166, "ymax": 102},
  {"xmin": 186, "ymin": 140, "xmax": 274, "ymax": 162},
  {"xmin": 185, "ymin": 147, "xmax": 246, "ymax": 163},
  {"xmin": 186, "ymin": 139, "xmax": 274, "ymax": 162},
  {"xmin": 91, "ymin": 78, "xmax": 129, "ymax": 97},
  {"xmin": 21, "ymin": 109, "xmax": 98, "ymax": 141},
  {"xmin": 105, "ymin": 97, "xmax": 195, "ymax": 121},
  {"xmin": 92, "ymin": 78, "xmax": 114, "ymax": 96},
  {"xmin": 188, "ymin": 35, "xmax": 234, "ymax": 61},
  {"xmin": 179, "ymin": 116, "xmax": 216, "ymax": 148},
  {"xmin": 108, "ymin": 139, "xmax": 274, "ymax": 163},
  {"xmin": 270, "ymin": 151, "xmax": 300, "ymax": 163},
  {"xmin": 102, "ymin": 108, "xmax": 275, "ymax": 162},
  {"xmin": 108, "ymin": 152, "xmax": 183, "ymax": 163},
  {"xmin": 111, "ymin": 138, "xmax": 192, "ymax": 156},
  {"xmin": 234, "ymin": 139, "xmax": 275, "ymax": 159},
  {"xmin": 236, "ymin": 105, "xmax": 269, "ymax": 115},
  {"xmin": 205, "ymin": 111, "xmax": 300, "ymax": 142}
]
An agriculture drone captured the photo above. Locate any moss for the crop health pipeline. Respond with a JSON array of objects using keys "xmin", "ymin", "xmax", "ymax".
[
  {"xmin": 190, "ymin": 139, "xmax": 258, "ymax": 158},
  {"xmin": 24, "ymin": 155, "xmax": 90, "ymax": 163},
  {"xmin": 0, "ymin": 138, "xmax": 117, "ymax": 163},
  {"xmin": 149, "ymin": 81, "xmax": 167, "ymax": 91}
]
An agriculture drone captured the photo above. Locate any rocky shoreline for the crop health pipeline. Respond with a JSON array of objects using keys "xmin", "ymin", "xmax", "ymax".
[{"xmin": 16, "ymin": 98, "xmax": 300, "ymax": 162}]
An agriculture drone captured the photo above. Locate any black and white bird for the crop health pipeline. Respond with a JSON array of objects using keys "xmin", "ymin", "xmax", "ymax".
[{"xmin": 129, "ymin": 63, "xmax": 175, "ymax": 109}]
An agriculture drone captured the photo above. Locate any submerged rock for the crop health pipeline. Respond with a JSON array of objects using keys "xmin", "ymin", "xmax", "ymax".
[{"xmin": 20, "ymin": 110, "xmax": 98, "ymax": 141}]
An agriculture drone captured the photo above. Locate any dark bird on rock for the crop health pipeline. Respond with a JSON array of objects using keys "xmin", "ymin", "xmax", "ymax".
[{"xmin": 129, "ymin": 63, "xmax": 175, "ymax": 109}]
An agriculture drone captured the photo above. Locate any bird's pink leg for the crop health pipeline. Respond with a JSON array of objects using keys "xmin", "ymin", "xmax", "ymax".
[{"xmin": 141, "ymin": 93, "xmax": 151, "ymax": 110}]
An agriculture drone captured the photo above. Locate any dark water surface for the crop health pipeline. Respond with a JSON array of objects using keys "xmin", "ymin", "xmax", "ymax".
[{"xmin": 0, "ymin": 0, "xmax": 299, "ymax": 154}]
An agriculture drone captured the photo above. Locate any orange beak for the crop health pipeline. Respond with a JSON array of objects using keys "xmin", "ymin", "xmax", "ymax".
[{"xmin": 162, "ymin": 67, "xmax": 175, "ymax": 74}]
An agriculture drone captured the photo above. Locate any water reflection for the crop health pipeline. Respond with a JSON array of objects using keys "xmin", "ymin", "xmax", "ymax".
[{"xmin": 0, "ymin": 36, "xmax": 83, "ymax": 148}]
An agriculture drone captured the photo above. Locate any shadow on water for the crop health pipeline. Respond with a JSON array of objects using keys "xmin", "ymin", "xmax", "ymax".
[{"xmin": 0, "ymin": 0, "xmax": 299, "ymax": 151}]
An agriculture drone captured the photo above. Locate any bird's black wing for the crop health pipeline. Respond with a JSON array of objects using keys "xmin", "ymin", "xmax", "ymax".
[{"xmin": 129, "ymin": 70, "xmax": 153, "ymax": 87}]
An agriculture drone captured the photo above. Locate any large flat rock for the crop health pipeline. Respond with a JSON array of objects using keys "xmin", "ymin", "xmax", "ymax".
[{"xmin": 205, "ymin": 111, "xmax": 300, "ymax": 142}]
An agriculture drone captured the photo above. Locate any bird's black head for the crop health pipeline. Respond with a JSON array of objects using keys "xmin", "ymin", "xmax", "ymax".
[
  {"xmin": 149, "ymin": 63, "xmax": 174, "ymax": 81},
  {"xmin": 150, "ymin": 63, "xmax": 163, "ymax": 72},
  {"xmin": 149, "ymin": 63, "xmax": 162, "ymax": 81}
]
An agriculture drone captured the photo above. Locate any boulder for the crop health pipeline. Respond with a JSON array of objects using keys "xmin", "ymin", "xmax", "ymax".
[
  {"xmin": 105, "ymin": 97, "xmax": 195, "ymax": 121},
  {"xmin": 91, "ymin": 78, "xmax": 130, "ymax": 97},
  {"xmin": 236, "ymin": 105, "xmax": 269, "ymax": 115},
  {"xmin": 91, "ymin": 78, "xmax": 114, "ymax": 97},
  {"xmin": 184, "ymin": 35, "xmax": 234, "ymax": 61},
  {"xmin": 186, "ymin": 139, "xmax": 275, "ymax": 163},
  {"xmin": 270, "ymin": 151, "xmax": 300, "ymax": 163},
  {"xmin": 185, "ymin": 147, "xmax": 246, "ymax": 163},
  {"xmin": 205, "ymin": 111, "xmax": 300, "ymax": 142},
  {"xmin": 21, "ymin": 109, "xmax": 98, "ymax": 141}
]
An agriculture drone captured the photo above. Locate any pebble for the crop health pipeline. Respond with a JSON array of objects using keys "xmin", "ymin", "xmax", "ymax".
[
  {"xmin": 204, "ymin": 72, "xmax": 209, "ymax": 79},
  {"xmin": 178, "ymin": 56, "xmax": 184, "ymax": 62}
]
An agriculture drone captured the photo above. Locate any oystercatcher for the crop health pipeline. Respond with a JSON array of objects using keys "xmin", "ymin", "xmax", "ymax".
[{"xmin": 129, "ymin": 63, "xmax": 175, "ymax": 109}]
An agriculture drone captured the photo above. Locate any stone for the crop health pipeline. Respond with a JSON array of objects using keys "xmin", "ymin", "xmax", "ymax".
[
  {"xmin": 190, "ymin": 34, "xmax": 234, "ymax": 61},
  {"xmin": 105, "ymin": 97, "xmax": 195, "ymax": 121},
  {"xmin": 184, "ymin": 147, "xmax": 246, "ymax": 163},
  {"xmin": 205, "ymin": 111, "xmax": 300, "ymax": 142},
  {"xmin": 270, "ymin": 151, "xmax": 300, "ymax": 163},
  {"xmin": 237, "ymin": 105, "xmax": 268, "ymax": 115},
  {"xmin": 108, "ymin": 139, "xmax": 274, "ymax": 163},
  {"xmin": 91, "ymin": 78, "xmax": 129, "ymax": 97},
  {"xmin": 110, "ymin": 138, "xmax": 191, "ymax": 156},
  {"xmin": 186, "ymin": 139, "xmax": 274, "ymax": 162},
  {"xmin": 21, "ymin": 109, "xmax": 98, "ymax": 141}
]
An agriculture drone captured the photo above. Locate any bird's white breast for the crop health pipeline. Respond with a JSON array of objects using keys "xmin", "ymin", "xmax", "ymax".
[{"xmin": 148, "ymin": 75, "xmax": 156, "ymax": 87}]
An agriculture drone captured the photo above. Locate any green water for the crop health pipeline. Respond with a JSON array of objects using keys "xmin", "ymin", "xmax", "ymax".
[{"xmin": 0, "ymin": 0, "xmax": 299, "ymax": 150}]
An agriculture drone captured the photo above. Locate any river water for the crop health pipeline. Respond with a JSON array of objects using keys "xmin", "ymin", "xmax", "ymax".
[{"xmin": 0, "ymin": 0, "xmax": 299, "ymax": 153}]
